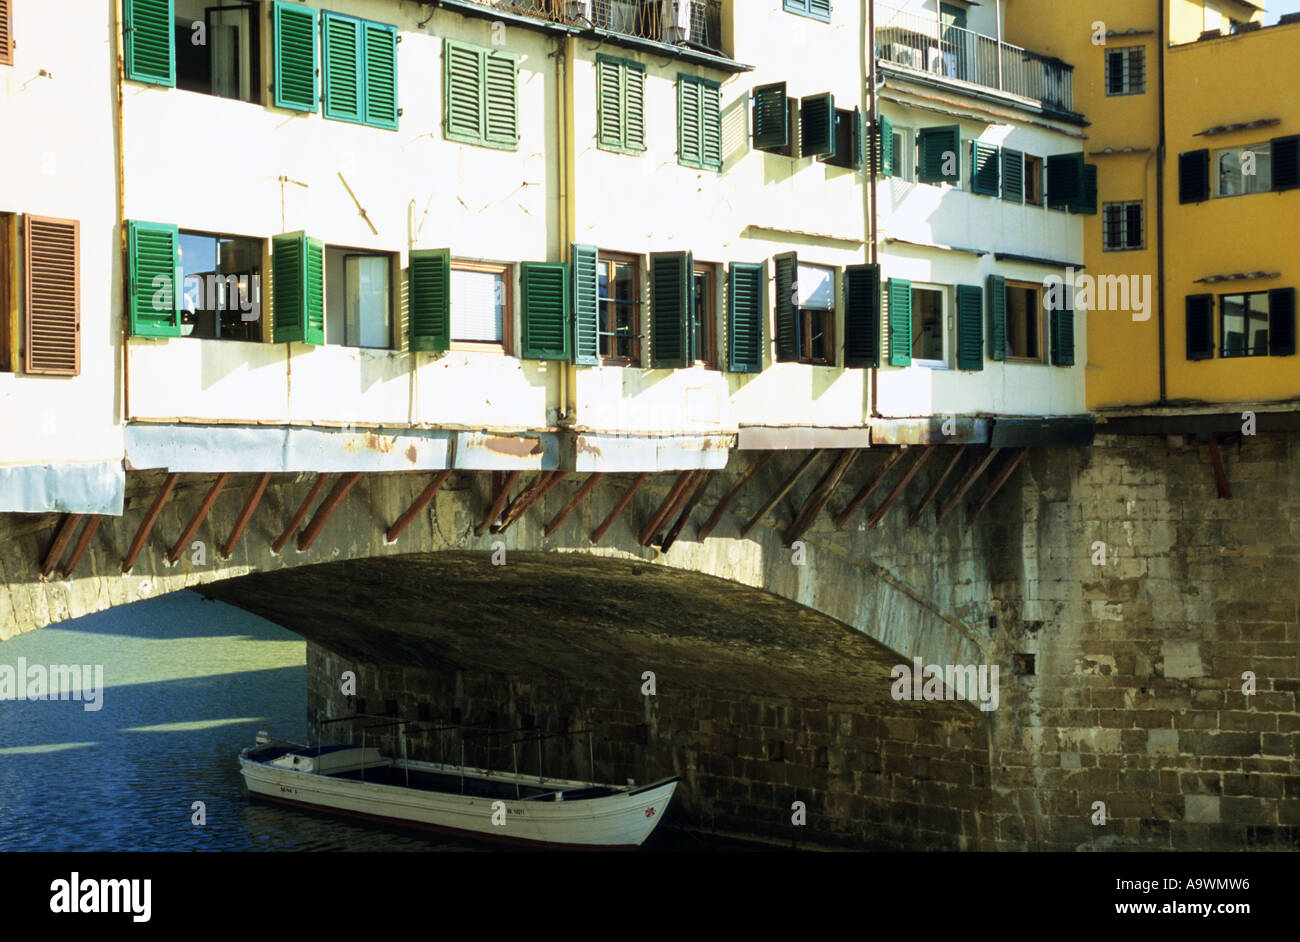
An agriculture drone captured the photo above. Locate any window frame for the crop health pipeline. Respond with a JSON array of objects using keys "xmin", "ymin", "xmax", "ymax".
[
  {"xmin": 677, "ymin": 73, "xmax": 722, "ymax": 172},
  {"xmin": 691, "ymin": 261, "xmax": 720, "ymax": 369},
  {"xmin": 596, "ymin": 53, "xmax": 647, "ymax": 156},
  {"xmin": 1105, "ymin": 46, "xmax": 1145, "ymax": 96},
  {"xmin": 909, "ymin": 283, "xmax": 949, "ymax": 369},
  {"xmin": 1101, "ymin": 200, "xmax": 1145, "ymax": 251},
  {"xmin": 1219, "ymin": 290, "xmax": 1271, "ymax": 358},
  {"xmin": 796, "ymin": 261, "xmax": 836, "ymax": 367},
  {"xmin": 1213, "ymin": 141, "xmax": 1273, "ymax": 198},
  {"xmin": 1004, "ymin": 279, "xmax": 1046, "ymax": 364},
  {"xmin": 176, "ymin": 227, "xmax": 266, "ymax": 342},
  {"xmin": 331, "ymin": 249, "xmax": 395, "ymax": 350},
  {"xmin": 891, "ymin": 125, "xmax": 916, "ymax": 182},
  {"xmin": 444, "ymin": 38, "xmax": 519, "ymax": 151},
  {"xmin": 597, "ymin": 249, "xmax": 642, "ymax": 366},
  {"xmin": 175, "ymin": 0, "xmax": 262, "ymax": 105},
  {"xmin": 1024, "ymin": 154, "xmax": 1044, "ymax": 206},
  {"xmin": 449, "ymin": 258, "xmax": 514, "ymax": 353}
]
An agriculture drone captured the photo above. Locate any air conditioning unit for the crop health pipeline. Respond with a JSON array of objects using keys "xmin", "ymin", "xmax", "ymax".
[
  {"xmin": 665, "ymin": 1, "xmax": 688, "ymax": 43},
  {"xmin": 885, "ymin": 43, "xmax": 924, "ymax": 69}
]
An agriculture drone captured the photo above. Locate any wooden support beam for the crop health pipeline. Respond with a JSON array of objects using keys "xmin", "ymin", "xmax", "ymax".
[
  {"xmin": 648, "ymin": 470, "xmax": 704, "ymax": 547},
  {"xmin": 784, "ymin": 449, "xmax": 860, "ymax": 546},
  {"xmin": 660, "ymin": 471, "xmax": 714, "ymax": 552},
  {"xmin": 696, "ymin": 453, "xmax": 774, "ymax": 541},
  {"xmin": 475, "ymin": 470, "xmax": 521, "ymax": 537},
  {"xmin": 867, "ymin": 447, "xmax": 936, "ymax": 529},
  {"xmin": 909, "ymin": 446, "xmax": 967, "ymax": 527},
  {"xmin": 742, "ymin": 450, "xmax": 823, "ymax": 538},
  {"xmin": 543, "ymin": 473, "xmax": 604, "ymax": 538},
  {"xmin": 832, "ymin": 449, "xmax": 905, "ymax": 531},
  {"xmin": 298, "ymin": 472, "xmax": 363, "ymax": 551},
  {"xmin": 936, "ymin": 449, "xmax": 1001, "ymax": 524},
  {"xmin": 40, "ymin": 514, "xmax": 82, "ymax": 578},
  {"xmin": 966, "ymin": 448, "xmax": 1029, "ymax": 524},
  {"xmin": 272, "ymin": 474, "xmax": 330, "ymax": 554},
  {"xmin": 496, "ymin": 471, "xmax": 567, "ymax": 534},
  {"xmin": 168, "ymin": 473, "xmax": 230, "ymax": 563},
  {"xmin": 386, "ymin": 470, "xmax": 453, "ymax": 543},
  {"xmin": 220, "ymin": 472, "xmax": 272, "ymax": 558},
  {"xmin": 638, "ymin": 471, "xmax": 695, "ymax": 546},
  {"xmin": 591, "ymin": 472, "xmax": 649, "ymax": 545},
  {"xmin": 1208, "ymin": 435, "xmax": 1231, "ymax": 499},
  {"xmin": 60, "ymin": 515, "xmax": 103, "ymax": 579},
  {"xmin": 122, "ymin": 472, "xmax": 178, "ymax": 572}
]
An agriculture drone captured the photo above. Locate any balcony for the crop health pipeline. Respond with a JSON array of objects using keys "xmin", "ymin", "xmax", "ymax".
[
  {"xmin": 874, "ymin": 4, "xmax": 1074, "ymax": 114},
  {"xmin": 462, "ymin": 0, "xmax": 725, "ymax": 55}
]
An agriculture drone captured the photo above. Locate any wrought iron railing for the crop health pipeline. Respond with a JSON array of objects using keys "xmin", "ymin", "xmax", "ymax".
[
  {"xmin": 466, "ymin": 0, "xmax": 724, "ymax": 54},
  {"xmin": 874, "ymin": 4, "xmax": 1074, "ymax": 113}
]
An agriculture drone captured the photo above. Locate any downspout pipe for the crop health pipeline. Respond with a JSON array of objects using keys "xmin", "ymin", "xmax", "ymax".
[
  {"xmin": 114, "ymin": 0, "xmax": 129, "ymax": 425},
  {"xmin": 866, "ymin": 0, "xmax": 883, "ymax": 420},
  {"xmin": 1156, "ymin": 0, "xmax": 1168, "ymax": 403}
]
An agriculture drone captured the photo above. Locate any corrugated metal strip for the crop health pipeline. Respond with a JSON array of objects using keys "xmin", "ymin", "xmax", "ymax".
[{"xmin": 0, "ymin": 461, "xmax": 125, "ymax": 515}]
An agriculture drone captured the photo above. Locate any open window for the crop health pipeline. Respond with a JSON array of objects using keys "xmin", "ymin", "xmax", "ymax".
[
  {"xmin": 325, "ymin": 247, "xmax": 394, "ymax": 349},
  {"xmin": 175, "ymin": 1, "xmax": 260, "ymax": 103},
  {"xmin": 178, "ymin": 230, "xmax": 263, "ymax": 340},
  {"xmin": 1005, "ymin": 281, "xmax": 1044, "ymax": 363},
  {"xmin": 796, "ymin": 262, "xmax": 836, "ymax": 366},
  {"xmin": 910, "ymin": 284, "xmax": 947, "ymax": 367},
  {"xmin": 691, "ymin": 262, "xmax": 719, "ymax": 368},
  {"xmin": 451, "ymin": 260, "xmax": 512, "ymax": 350},
  {"xmin": 598, "ymin": 251, "xmax": 641, "ymax": 364}
]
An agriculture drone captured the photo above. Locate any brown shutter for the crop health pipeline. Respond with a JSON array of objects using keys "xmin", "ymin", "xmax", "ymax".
[
  {"xmin": 0, "ymin": 0, "xmax": 12, "ymax": 67},
  {"xmin": 24, "ymin": 216, "xmax": 80, "ymax": 376}
]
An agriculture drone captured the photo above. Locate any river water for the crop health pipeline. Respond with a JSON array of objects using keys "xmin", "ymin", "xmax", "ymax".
[{"xmin": 0, "ymin": 591, "xmax": 737, "ymax": 852}]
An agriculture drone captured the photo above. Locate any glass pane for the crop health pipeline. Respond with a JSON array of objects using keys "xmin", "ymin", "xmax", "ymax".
[
  {"xmin": 614, "ymin": 262, "xmax": 634, "ymax": 359},
  {"xmin": 1247, "ymin": 293, "xmax": 1270, "ymax": 355},
  {"xmin": 693, "ymin": 272, "xmax": 707, "ymax": 361},
  {"xmin": 1222, "ymin": 294, "xmax": 1246, "ymax": 356},
  {"xmin": 345, "ymin": 255, "xmax": 391, "ymax": 349},
  {"xmin": 911, "ymin": 288, "xmax": 944, "ymax": 362},
  {"xmin": 451, "ymin": 269, "xmax": 504, "ymax": 343},
  {"xmin": 178, "ymin": 233, "xmax": 217, "ymax": 338},
  {"xmin": 797, "ymin": 264, "xmax": 835, "ymax": 310},
  {"xmin": 216, "ymin": 236, "xmax": 261, "ymax": 340}
]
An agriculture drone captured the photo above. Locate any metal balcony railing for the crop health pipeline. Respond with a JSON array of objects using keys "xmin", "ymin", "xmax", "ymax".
[
  {"xmin": 465, "ymin": 0, "xmax": 724, "ymax": 54},
  {"xmin": 874, "ymin": 3, "xmax": 1074, "ymax": 113}
]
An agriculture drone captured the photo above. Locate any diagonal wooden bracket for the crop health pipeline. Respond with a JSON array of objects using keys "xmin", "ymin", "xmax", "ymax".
[
  {"xmin": 543, "ymin": 473, "xmax": 604, "ymax": 538},
  {"xmin": 168, "ymin": 473, "xmax": 230, "ymax": 563},
  {"xmin": 122, "ymin": 472, "xmax": 179, "ymax": 572},
  {"xmin": 784, "ymin": 449, "xmax": 859, "ymax": 546},
  {"xmin": 638, "ymin": 471, "xmax": 696, "ymax": 546},
  {"xmin": 61, "ymin": 515, "xmax": 104, "ymax": 579},
  {"xmin": 386, "ymin": 470, "xmax": 453, "ymax": 543},
  {"xmin": 833, "ymin": 448, "xmax": 904, "ymax": 530},
  {"xmin": 40, "ymin": 514, "xmax": 83, "ymax": 578},
  {"xmin": 965, "ymin": 448, "xmax": 1029, "ymax": 524},
  {"xmin": 496, "ymin": 471, "xmax": 567, "ymax": 534},
  {"xmin": 660, "ymin": 471, "xmax": 714, "ymax": 552},
  {"xmin": 866, "ymin": 446, "xmax": 935, "ymax": 529},
  {"xmin": 221, "ymin": 472, "xmax": 272, "ymax": 558},
  {"xmin": 936, "ymin": 448, "xmax": 1001, "ymax": 525},
  {"xmin": 298, "ymin": 472, "xmax": 363, "ymax": 551},
  {"xmin": 272, "ymin": 473, "xmax": 330, "ymax": 554},
  {"xmin": 742, "ymin": 450, "xmax": 823, "ymax": 538},
  {"xmin": 909, "ymin": 446, "xmax": 966, "ymax": 527},
  {"xmin": 476, "ymin": 470, "xmax": 521, "ymax": 537},
  {"xmin": 591, "ymin": 472, "xmax": 649, "ymax": 545},
  {"xmin": 697, "ymin": 452, "xmax": 773, "ymax": 542},
  {"xmin": 1208, "ymin": 435, "xmax": 1231, "ymax": 500}
]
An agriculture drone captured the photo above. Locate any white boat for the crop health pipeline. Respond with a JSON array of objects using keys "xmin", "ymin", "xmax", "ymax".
[{"xmin": 238, "ymin": 735, "xmax": 678, "ymax": 850}]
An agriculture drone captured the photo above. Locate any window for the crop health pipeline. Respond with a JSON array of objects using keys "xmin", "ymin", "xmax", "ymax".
[
  {"xmin": 1024, "ymin": 155, "xmax": 1043, "ymax": 205},
  {"xmin": 597, "ymin": 55, "xmax": 646, "ymax": 155},
  {"xmin": 692, "ymin": 263, "xmax": 718, "ymax": 367},
  {"xmin": 325, "ymin": 247, "xmax": 392, "ymax": 349},
  {"xmin": 450, "ymin": 260, "xmax": 512, "ymax": 349},
  {"xmin": 178, "ymin": 230, "xmax": 262, "ymax": 340},
  {"xmin": 1215, "ymin": 142, "xmax": 1272, "ymax": 197},
  {"xmin": 598, "ymin": 252, "xmax": 640, "ymax": 364},
  {"xmin": 890, "ymin": 126, "xmax": 916, "ymax": 181},
  {"xmin": 797, "ymin": 262, "xmax": 835, "ymax": 365},
  {"xmin": 1105, "ymin": 46, "xmax": 1145, "ymax": 96},
  {"xmin": 322, "ymin": 12, "xmax": 399, "ymax": 129},
  {"xmin": 444, "ymin": 39, "xmax": 518, "ymax": 150},
  {"xmin": 175, "ymin": 1, "xmax": 259, "ymax": 103},
  {"xmin": 1220, "ymin": 292, "xmax": 1270, "ymax": 357},
  {"xmin": 678, "ymin": 74, "xmax": 722, "ymax": 171},
  {"xmin": 784, "ymin": 0, "xmax": 831, "ymax": 23},
  {"xmin": 911, "ymin": 286, "xmax": 946, "ymax": 366},
  {"xmin": 1102, "ymin": 201, "xmax": 1144, "ymax": 251},
  {"xmin": 1005, "ymin": 282, "xmax": 1043, "ymax": 362}
]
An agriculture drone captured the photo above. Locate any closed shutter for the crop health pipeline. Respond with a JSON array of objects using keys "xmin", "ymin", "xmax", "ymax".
[
  {"xmin": 878, "ymin": 113, "xmax": 894, "ymax": 176},
  {"xmin": 955, "ymin": 284, "xmax": 983, "ymax": 371},
  {"xmin": 520, "ymin": 262, "xmax": 570, "ymax": 360},
  {"xmin": 801, "ymin": 93, "xmax": 835, "ymax": 159},
  {"xmin": 727, "ymin": 262, "xmax": 764, "ymax": 373},
  {"xmin": 887, "ymin": 278, "xmax": 911, "ymax": 367},
  {"xmin": 1178, "ymin": 149, "xmax": 1210, "ymax": 203},
  {"xmin": 773, "ymin": 252, "xmax": 800, "ymax": 362},
  {"xmin": 1001, "ymin": 147, "xmax": 1024, "ymax": 202},
  {"xmin": 1126, "ymin": 203, "xmax": 1143, "ymax": 247},
  {"xmin": 971, "ymin": 141, "xmax": 1000, "ymax": 196},
  {"xmin": 1269, "ymin": 287, "xmax": 1296, "ymax": 357},
  {"xmin": 1271, "ymin": 135, "xmax": 1300, "ymax": 192},
  {"xmin": 678, "ymin": 77, "xmax": 702, "ymax": 167},
  {"xmin": 701, "ymin": 80, "xmax": 722, "ymax": 170},
  {"xmin": 918, "ymin": 125, "xmax": 960, "ymax": 183},
  {"xmin": 1050, "ymin": 303, "xmax": 1075, "ymax": 367},
  {"xmin": 408, "ymin": 249, "xmax": 451, "ymax": 353},
  {"xmin": 987, "ymin": 274, "xmax": 1006, "ymax": 361},
  {"xmin": 271, "ymin": 231, "xmax": 324, "ymax": 345},
  {"xmin": 445, "ymin": 40, "xmax": 483, "ymax": 143},
  {"xmin": 127, "ymin": 220, "xmax": 180, "ymax": 338},
  {"xmin": 1069, "ymin": 163, "xmax": 1097, "ymax": 214},
  {"xmin": 273, "ymin": 1, "xmax": 318, "ymax": 112},
  {"xmin": 1047, "ymin": 152, "xmax": 1084, "ymax": 207},
  {"xmin": 571, "ymin": 243, "xmax": 599, "ymax": 365},
  {"xmin": 0, "ymin": 0, "xmax": 13, "ymax": 66},
  {"xmin": 1185, "ymin": 294, "xmax": 1214, "ymax": 360},
  {"xmin": 23, "ymin": 216, "xmax": 80, "ymax": 375},
  {"xmin": 124, "ymin": 0, "xmax": 175, "ymax": 86},
  {"xmin": 843, "ymin": 263, "xmax": 880, "ymax": 369},
  {"xmin": 650, "ymin": 252, "xmax": 693, "ymax": 368},
  {"xmin": 597, "ymin": 58, "xmax": 624, "ymax": 150},
  {"xmin": 752, "ymin": 82, "xmax": 789, "ymax": 152},
  {"xmin": 322, "ymin": 13, "xmax": 362, "ymax": 122},
  {"xmin": 363, "ymin": 23, "xmax": 399, "ymax": 130},
  {"xmin": 625, "ymin": 64, "xmax": 645, "ymax": 152},
  {"xmin": 484, "ymin": 51, "xmax": 518, "ymax": 148}
]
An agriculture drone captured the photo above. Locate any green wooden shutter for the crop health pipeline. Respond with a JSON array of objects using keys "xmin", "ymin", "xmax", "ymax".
[
  {"xmin": 1050, "ymin": 302, "xmax": 1075, "ymax": 367},
  {"xmin": 650, "ymin": 252, "xmax": 693, "ymax": 369},
  {"xmin": 918, "ymin": 126, "xmax": 960, "ymax": 183},
  {"xmin": 484, "ymin": 51, "xmax": 519, "ymax": 148},
  {"xmin": 700, "ymin": 80, "xmax": 722, "ymax": 170},
  {"xmin": 363, "ymin": 23, "xmax": 399, "ymax": 130},
  {"xmin": 625, "ymin": 63, "xmax": 646, "ymax": 152},
  {"xmin": 408, "ymin": 249, "xmax": 451, "ymax": 353},
  {"xmin": 887, "ymin": 278, "xmax": 912, "ymax": 367},
  {"xmin": 786, "ymin": 0, "xmax": 832, "ymax": 22},
  {"xmin": 1001, "ymin": 147, "xmax": 1024, "ymax": 202},
  {"xmin": 678, "ymin": 77, "xmax": 703, "ymax": 168},
  {"xmin": 597, "ymin": 57, "xmax": 624, "ymax": 150},
  {"xmin": 878, "ymin": 113, "xmax": 894, "ymax": 177},
  {"xmin": 801, "ymin": 93, "xmax": 835, "ymax": 159},
  {"xmin": 727, "ymin": 262, "xmax": 764, "ymax": 373},
  {"xmin": 1047, "ymin": 152, "xmax": 1084, "ymax": 207},
  {"xmin": 971, "ymin": 141, "xmax": 1000, "ymax": 196},
  {"xmin": 956, "ymin": 284, "xmax": 983, "ymax": 371},
  {"xmin": 987, "ymin": 274, "xmax": 1007, "ymax": 362},
  {"xmin": 1178, "ymin": 149, "xmax": 1209, "ymax": 204},
  {"xmin": 752, "ymin": 82, "xmax": 789, "ymax": 152},
  {"xmin": 273, "ymin": 1, "xmax": 318, "ymax": 112},
  {"xmin": 1185, "ymin": 294, "xmax": 1213, "ymax": 360},
  {"xmin": 1270, "ymin": 135, "xmax": 1299, "ymax": 192},
  {"xmin": 843, "ymin": 264, "xmax": 880, "ymax": 369},
  {"xmin": 773, "ymin": 252, "xmax": 800, "ymax": 362},
  {"xmin": 445, "ymin": 40, "xmax": 483, "ymax": 144},
  {"xmin": 272, "ymin": 231, "xmax": 324, "ymax": 345},
  {"xmin": 127, "ymin": 220, "xmax": 180, "ymax": 338},
  {"xmin": 124, "ymin": 0, "xmax": 175, "ymax": 86},
  {"xmin": 1269, "ymin": 287, "xmax": 1296, "ymax": 357},
  {"xmin": 1069, "ymin": 163, "xmax": 1097, "ymax": 214},
  {"xmin": 571, "ymin": 243, "xmax": 599, "ymax": 365},
  {"xmin": 521, "ymin": 262, "xmax": 570, "ymax": 360},
  {"xmin": 322, "ymin": 13, "xmax": 362, "ymax": 123}
]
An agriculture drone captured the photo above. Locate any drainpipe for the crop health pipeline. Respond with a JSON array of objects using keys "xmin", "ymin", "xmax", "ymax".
[
  {"xmin": 1156, "ymin": 0, "xmax": 1167, "ymax": 403},
  {"xmin": 114, "ymin": 0, "xmax": 129, "ymax": 425},
  {"xmin": 556, "ymin": 34, "xmax": 576, "ymax": 422},
  {"xmin": 866, "ymin": 0, "xmax": 884, "ymax": 420}
]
